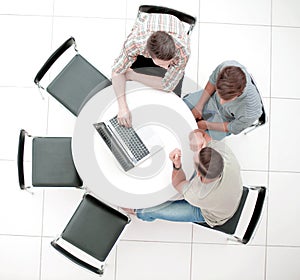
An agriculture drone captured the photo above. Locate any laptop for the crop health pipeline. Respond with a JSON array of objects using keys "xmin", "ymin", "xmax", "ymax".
[{"xmin": 94, "ymin": 116, "xmax": 162, "ymax": 172}]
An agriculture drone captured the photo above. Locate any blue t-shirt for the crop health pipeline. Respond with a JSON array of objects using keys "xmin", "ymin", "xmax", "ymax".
[{"xmin": 209, "ymin": 60, "xmax": 263, "ymax": 134}]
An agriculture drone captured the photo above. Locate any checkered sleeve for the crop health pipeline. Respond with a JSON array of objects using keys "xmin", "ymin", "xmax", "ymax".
[
  {"xmin": 112, "ymin": 34, "xmax": 140, "ymax": 74},
  {"xmin": 162, "ymin": 51, "xmax": 189, "ymax": 92}
]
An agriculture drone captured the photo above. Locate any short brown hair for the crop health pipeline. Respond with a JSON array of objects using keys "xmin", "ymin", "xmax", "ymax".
[
  {"xmin": 146, "ymin": 31, "xmax": 176, "ymax": 61},
  {"xmin": 196, "ymin": 147, "xmax": 224, "ymax": 179},
  {"xmin": 216, "ymin": 66, "xmax": 246, "ymax": 100}
]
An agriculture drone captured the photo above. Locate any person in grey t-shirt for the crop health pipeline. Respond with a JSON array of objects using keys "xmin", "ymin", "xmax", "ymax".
[
  {"xmin": 183, "ymin": 60, "xmax": 263, "ymax": 140},
  {"xmin": 122, "ymin": 129, "xmax": 243, "ymax": 226}
]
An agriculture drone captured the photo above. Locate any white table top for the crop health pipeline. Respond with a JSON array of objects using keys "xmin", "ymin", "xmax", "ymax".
[{"xmin": 72, "ymin": 81, "xmax": 197, "ymax": 208}]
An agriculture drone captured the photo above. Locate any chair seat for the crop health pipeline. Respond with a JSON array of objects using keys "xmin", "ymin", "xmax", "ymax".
[
  {"xmin": 61, "ymin": 194, "xmax": 129, "ymax": 262},
  {"xmin": 47, "ymin": 54, "xmax": 111, "ymax": 116},
  {"xmin": 32, "ymin": 137, "xmax": 82, "ymax": 187},
  {"xmin": 194, "ymin": 186, "xmax": 266, "ymax": 244},
  {"xmin": 194, "ymin": 187, "xmax": 249, "ymax": 234}
]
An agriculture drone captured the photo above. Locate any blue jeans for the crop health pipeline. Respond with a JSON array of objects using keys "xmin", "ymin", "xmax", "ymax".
[
  {"xmin": 136, "ymin": 199, "xmax": 206, "ymax": 223},
  {"xmin": 182, "ymin": 90, "xmax": 231, "ymax": 141}
]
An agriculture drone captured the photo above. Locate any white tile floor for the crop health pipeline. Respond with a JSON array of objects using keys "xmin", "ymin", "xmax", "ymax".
[{"xmin": 1, "ymin": 0, "xmax": 300, "ymax": 279}]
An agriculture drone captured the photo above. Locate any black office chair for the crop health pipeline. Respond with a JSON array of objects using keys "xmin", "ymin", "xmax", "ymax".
[
  {"xmin": 244, "ymin": 75, "xmax": 267, "ymax": 135},
  {"xmin": 17, "ymin": 129, "xmax": 83, "ymax": 191},
  {"xmin": 51, "ymin": 193, "xmax": 131, "ymax": 275},
  {"xmin": 194, "ymin": 186, "xmax": 266, "ymax": 244},
  {"xmin": 131, "ymin": 5, "xmax": 197, "ymax": 97},
  {"xmin": 34, "ymin": 37, "xmax": 112, "ymax": 116}
]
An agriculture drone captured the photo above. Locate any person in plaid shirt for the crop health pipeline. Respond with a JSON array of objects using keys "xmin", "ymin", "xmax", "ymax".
[{"xmin": 112, "ymin": 11, "xmax": 191, "ymax": 127}]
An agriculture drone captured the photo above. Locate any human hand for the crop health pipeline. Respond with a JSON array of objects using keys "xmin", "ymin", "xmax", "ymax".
[
  {"xmin": 117, "ymin": 106, "xmax": 132, "ymax": 127},
  {"xmin": 197, "ymin": 120, "xmax": 208, "ymax": 130},
  {"xmin": 169, "ymin": 148, "xmax": 182, "ymax": 168},
  {"xmin": 189, "ymin": 130, "xmax": 207, "ymax": 152},
  {"xmin": 191, "ymin": 107, "xmax": 203, "ymax": 121}
]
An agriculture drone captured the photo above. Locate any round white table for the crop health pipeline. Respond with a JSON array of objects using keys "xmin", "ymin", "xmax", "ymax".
[{"xmin": 72, "ymin": 81, "xmax": 197, "ymax": 208}]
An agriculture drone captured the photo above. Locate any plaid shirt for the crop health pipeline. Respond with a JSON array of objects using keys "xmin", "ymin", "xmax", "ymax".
[{"xmin": 112, "ymin": 12, "xmax": 191, "ymax": 91}]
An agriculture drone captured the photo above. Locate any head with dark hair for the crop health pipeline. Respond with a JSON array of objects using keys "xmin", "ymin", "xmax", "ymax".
[
  {"xmin": 194, "ymin": 147, "xmax": 224, "ymax": 180},
  {"xmin": 216, "ymin": 66, "xmax": 246, "ymax": 101},
  {"xmin": 146, "ymin": 31, "xmax": 176, "ymax": 61}
]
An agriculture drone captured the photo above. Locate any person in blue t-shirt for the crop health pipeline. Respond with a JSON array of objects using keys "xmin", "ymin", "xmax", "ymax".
[{"xmin": 183, "ymin": 60, "xmax": 263, "ymax": 140}]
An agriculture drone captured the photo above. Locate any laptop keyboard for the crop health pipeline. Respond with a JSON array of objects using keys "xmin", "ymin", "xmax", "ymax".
[
  {"xmin": 109, "ymin": 116, "xmax": 150, "ymax": 162},
  {"xmin": 94, "ymin": 122, "xmax": 134, "ymax": 171}
]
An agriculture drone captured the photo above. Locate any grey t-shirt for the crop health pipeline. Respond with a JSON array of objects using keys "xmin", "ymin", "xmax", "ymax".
[
  {"xmin": 183, "ymin": 140, "xmax": 243, "ymax": 227},
  {"xmin": 209, "ymin": 60, "xmax": 263, "ymax": 134}
]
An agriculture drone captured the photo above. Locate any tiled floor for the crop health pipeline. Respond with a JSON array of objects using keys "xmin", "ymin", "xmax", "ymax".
[{"xmin": 1, "ymin": 0, "xmax": 300, "ymax": 279}]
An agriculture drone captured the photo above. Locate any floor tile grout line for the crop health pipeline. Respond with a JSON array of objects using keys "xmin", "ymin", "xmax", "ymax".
[
  {"xmin": 185, "ymin": 241, "xmax": 266, "ymax": 247},
  {"xmin": 268, "ymin": 96, "xmax": 300, "ymax": 101},
  {"xmin": 114, "ymin": 245, "xmax": 118, "ymax": 280},
  {"xmin": 189, "ymin": 217, "xmax": 196, "ymax": 280},
  {"xmin": 114, "ymin": 3, "xmax": 127, "ymax": 278},
  {"xmin": 0, "ymin": 13, "xmax": 129, "ymax": 21},
  {"xmin": 0, "ymin": 233, "xmax": 42, "ymax": 238},
  {"xmin": 192, "ymin": 241, "xmax": 300, "ymax": 248},
  {"xmin": 196, "ymin": 0, "xmax": 201, "ymax": 91},
  {"xmin": 2, "ymin": 86, "xmax": 300, "ymax": 100},
  {"xmin": 267, "ymin": 244, "xmax": 300, "ymax": 248},
  {"xmin": 120, "ymin": 239, "xmax": 273, "ymax": 247},
  {"xmin": 198, "ymin": 21, "xmax": 300, "ymax": 29},
  {"xmin": 233, "ymin": 169, "xmax": 300, "ymax": 174},
  {"xmin": 120, "ymin": 239, "xmax": 193, "ymax": 245},
  {"xmin": 268, "ymin": 170, "xmax": 300, "ymax": 174},
  {"xmin": 0, "ymin": 159, "xmax": 15, "ymax": 162},
  {"xmin": 39, "ymin": 189, "xmax": 46, "ymax": 280},
  {"xmin": 3, "ymin": 233, "xmax": 293, "ymax": 248},
  {"xmin": 264, "ymin": 4, "xmax": 274, "ymax": 278},
  {"xmin": 0, "ymin": 13, "xmax": 53, "ymax": 17},
  {"xmin": 3, "ymin": 13, "xmax": 300, "ymax": 29},
  {"xmin": 44, "ymin": 0, "xmax": 56, "ymax": 137},
  {"xmin": 199, "ymin": 21, "xmax": 272, "ymax": 28},
  {"xmin": 39, "ymin": 5, "xmax": 55, "ymax": 280},
  {"xmin": 0, "ymin": 85, "xmax": 35, "ymax": 88},
  {"xmin": 189, "ymin": 241, "xmax": 193, "ymax": 280}
]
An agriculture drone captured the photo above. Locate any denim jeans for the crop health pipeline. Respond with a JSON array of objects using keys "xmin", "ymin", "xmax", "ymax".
[
  {"xmin": 136, "ymin": 199, "xmax": 206, "ymax": 223},
  {"xmin": 182, "ymin": 90, "xmax": 231, "ymax": 141}
]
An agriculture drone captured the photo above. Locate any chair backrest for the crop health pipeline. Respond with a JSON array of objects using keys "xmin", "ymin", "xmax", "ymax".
[
  {"xmin": 17, "ymin": 129, "xmax": 83, "ymax": 190},
  {"xmin": 239, "ymin": 186, "xmax": 266, "ymax": 244},
  {"xmin": 34, "ymin": 37, "xmax": 77, "ymax": 86},
  {"xmin": 243, "ymin": 75, "xmax": 267, "ymax": 135},
  {"xmin": 17, "ymin": 129, "xmax": 27, "ymax": 190},
  {"xmin": 138, "ymin": 5, "xmax": 196, "ymax": 35},
  {"xmin": 258, "ymin": 103, "xmax": 266, "ymax": 125},
  {"xmin": 194, "ymin": 186, "xmax": 266, "ymax": 244},
  {"xmin": 34, "ymin": 37, "xmax": 112, "ymax": 116},
  {"xmin": 250, "ymin": 74, "xmax": 266, "ymax": 123},
  {"xmin": 51, "ymin": 193, "xmax": 130, "ymax": 275}
]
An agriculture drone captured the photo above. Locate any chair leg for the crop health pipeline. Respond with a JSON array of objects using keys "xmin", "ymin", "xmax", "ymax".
[
  {"xmin": 227, "ymin": 235, "xmax": 244, "ymax": 244},
  {"xmin": 99, "ymin": 264, "xmax": 105, "ymax": 276},
  {"xmin": 24, "ymin": 187, "xmax": 34, "ymax": 195},
  {"xmin": 244, "ymin": 124, "xmax": 260, "ymax": 135}
]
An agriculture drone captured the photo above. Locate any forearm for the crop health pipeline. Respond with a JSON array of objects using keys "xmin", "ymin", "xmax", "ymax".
[
  {"xmin": 194, "ymin": 81, "xmax": 216, "ymax": 110},
  {"xmin": 206, "ymin": 121, "xmax": 229, "ymax": 132},
  {"xmin": 112, "ymin": 71, "xmax": 128, "ymax": 109},
  {"xmin": 172, "ymin": 168, "xmax": 187, "ymax": 194},
  {"xmin": 129, "ymin": 71, "xmax": 165, "ymax": 91}
]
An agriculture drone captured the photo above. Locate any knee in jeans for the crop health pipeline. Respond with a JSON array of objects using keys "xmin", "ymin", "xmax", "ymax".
[{"xmin": 136, "ymin": 211, "xmax": 156, "ymax": 222}]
